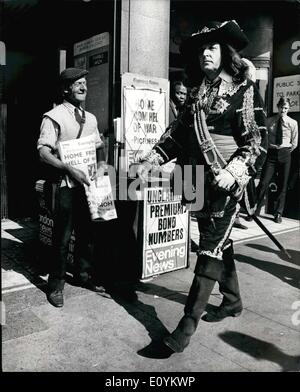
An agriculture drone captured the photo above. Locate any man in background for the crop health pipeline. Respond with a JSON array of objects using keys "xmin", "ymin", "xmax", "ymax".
[
  {"xmin": 251, "ymin": 97, "xmax": 298, "ymax": 223},
  {"xmin": 169, "ymin": 80, "xmax": 188, "ymax": 123}
]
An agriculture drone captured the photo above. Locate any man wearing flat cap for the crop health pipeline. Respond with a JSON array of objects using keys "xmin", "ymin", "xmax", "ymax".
[
  {"xmin": 37, "ymin": 67, "xmax": 109, "ymax": 307},
  {"xmin": 135, "ymin": 20, "xmax": 267, "ymax": 353}
]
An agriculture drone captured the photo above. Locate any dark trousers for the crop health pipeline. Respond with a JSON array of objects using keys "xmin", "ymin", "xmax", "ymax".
[
  {"xmin": 48, "ymin": 186, "xmax": 93, "ymax": 291},
  {"xmin": 91, "ymin": 201, "xmax": 141, "ymax": 287},
  {"xmin": 256, "ymin": 148, "xmax": 291, "ymax": 216},
  {"xmin": 218, "ymin": 239, "xmax": 242, "ymax": 308},
  {"xmin": 170, "ymin": 202, "xmax": 242, "ymax": 350},
  {"xmin": 193, "ymin": 196, "xmax": 242, "ymax": 310},
  {"xmin": 162, "ymin": 193, "xmax": 244, "ymax": 353}
]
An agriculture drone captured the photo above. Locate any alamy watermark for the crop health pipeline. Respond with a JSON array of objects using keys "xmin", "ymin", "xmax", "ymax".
[
  {"xmin": 103, "ymin": 162, "xmax": 205, "ymax": 212},
  {"xmin": 1, "ymin": 301, "xmax": 6, "ymax": 325},
  {"xmin": 291, "ymin": 300, "xmax": 300, "ymax": 326}
]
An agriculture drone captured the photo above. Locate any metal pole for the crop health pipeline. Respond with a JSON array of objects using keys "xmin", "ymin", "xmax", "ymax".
[{"xmin": 251, "ymin": 215, "xmax": 292, "ymax": 259}]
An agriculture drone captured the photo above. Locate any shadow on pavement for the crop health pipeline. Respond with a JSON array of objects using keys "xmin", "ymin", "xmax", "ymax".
[
  {"xmin": 245, "ymin": 243, "xmax": 300, "ymax": 266},
  {"xmin": 136, "ymin": 281, "xmax": 221, "ymax": 312},
  {"xmin": 2, "ymin": 236, "xmax": 48, "ymax": 294},
  {"xmin": 136, "ymin": 281, "xmax": 188, "ymax": 306},
  {"xmin": 219, "ymin": 331, "xmax": 300, "ymax": 372},
  {"xmin": 137, "ymin": 340, "xmax": 175, "ymax": 359},
  {"xmin": 5, "ymin": 222, "xmax": 52, "ymax": 274},
  {"xmin": 235, "ymin": 253, "xmax": 300, "ymax": 290},
  {"xmin": 110, "ymin": 294, "xmax": 174, "ymax": 359}
]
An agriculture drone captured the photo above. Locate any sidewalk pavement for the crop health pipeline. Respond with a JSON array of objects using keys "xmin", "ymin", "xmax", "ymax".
[{"xmin": 1, "ymin": 214, "xmax": 300, "ymax": 372}]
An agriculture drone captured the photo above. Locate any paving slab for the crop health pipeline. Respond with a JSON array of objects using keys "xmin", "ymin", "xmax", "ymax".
[
  {"xmin": 2, "ymin": 218, "xmax": 300, "ymax": 373},
  {"xmin": 2, "ymin": 292, "xmax": 244, "ymax": 372}
]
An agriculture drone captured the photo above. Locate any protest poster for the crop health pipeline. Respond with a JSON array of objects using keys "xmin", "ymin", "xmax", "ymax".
[
  {"xmin": 58, "ymin": 135, "xmax": 117, "ymax": 221},
  {"xmin": 142, "ymin": 187, "xmax": 189, "ymax": 279}
]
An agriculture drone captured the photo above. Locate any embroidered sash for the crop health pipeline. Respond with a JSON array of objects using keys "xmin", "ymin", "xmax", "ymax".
[
  {"xmin": 193, "ymin": 102, "xmax": 227, "ymax": 173},
  {"xmin": 193, "ymin": 103, "xmax": 241, "ymax": 201}
]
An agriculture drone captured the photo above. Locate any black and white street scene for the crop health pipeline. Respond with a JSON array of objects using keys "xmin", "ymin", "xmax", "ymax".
[{"xmin": 1, "ymin": 0, "xmax": 300, "ymax": 378}]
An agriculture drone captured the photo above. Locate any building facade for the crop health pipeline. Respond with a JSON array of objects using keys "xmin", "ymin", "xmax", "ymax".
[{"xmin": 1, "ymin": 0, "xmax": 299, "ymax": 219}]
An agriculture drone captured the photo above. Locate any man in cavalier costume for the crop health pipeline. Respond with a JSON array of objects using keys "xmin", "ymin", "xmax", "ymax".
[{"xmin": 135, "ymin": 20, "xmax": 268, "ymax": 353}]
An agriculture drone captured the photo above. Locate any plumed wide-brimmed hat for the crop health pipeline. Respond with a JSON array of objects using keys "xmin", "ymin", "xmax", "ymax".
[
  {"xmin": 180, "ymin": 20, "xmax": 249, "ymax": 58},
  {"xmin": 60, "ymin": 68, "xmax": 89, "ymax": 83}
]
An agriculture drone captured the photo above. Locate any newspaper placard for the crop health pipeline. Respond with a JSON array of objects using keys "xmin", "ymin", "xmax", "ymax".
[
  {"xmin": 58, "ymin": 135, "xmax": 97, "ymax": 188},
  {"xmin": 58, "ymin": 135, "xmax": 117, "ymax": 221},
  {"xmin": 142, "ymin": 187, "xmax": 189, "ymax": 279},
  {"xmin": 123, "ymin": 87, "xmax": 167, "ymax": 171}
]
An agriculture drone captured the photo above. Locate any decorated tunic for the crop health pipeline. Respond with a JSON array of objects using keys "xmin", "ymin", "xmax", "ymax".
[{"xmin": 141, "ymin": 71, "xmax": 268, "ymax": 216}]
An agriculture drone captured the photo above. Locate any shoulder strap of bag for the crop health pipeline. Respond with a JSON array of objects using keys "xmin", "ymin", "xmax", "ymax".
[{"xmin": 76, "ymin": 110, "xmax": 86, "ymax": 139}]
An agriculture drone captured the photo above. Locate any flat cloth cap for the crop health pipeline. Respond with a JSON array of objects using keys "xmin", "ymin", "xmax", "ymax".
[{"xmin": 60, "ymin": 68, "xmax": 89, "ymax": 83}]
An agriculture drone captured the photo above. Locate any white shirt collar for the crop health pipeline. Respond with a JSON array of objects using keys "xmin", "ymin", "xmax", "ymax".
[
  {"xmin": 201, "ymin": 70, "xmax": 232, "ymax": 88},
  {"xmin": 63, "ymin": 100, "xmax": 83, "ymax": 114},
  {"xmin": 217, "ymin": 70, "xmax": 235, "ymax": 97},
  {"xmin": 218, "ymin": 70, "xmax": 233, "ymax": 83},
  {"xmin": 199, "ymin": 69, "xmax": 235, "ymax": 99}
]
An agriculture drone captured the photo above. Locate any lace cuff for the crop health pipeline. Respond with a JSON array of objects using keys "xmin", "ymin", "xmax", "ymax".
[
  {"xmin": 225, "ymin": 157, "xmax": 251, "ymax": 196},
  {"xmin": 139, "ymin": 149, "xmax": 164, "ymax": 169}
]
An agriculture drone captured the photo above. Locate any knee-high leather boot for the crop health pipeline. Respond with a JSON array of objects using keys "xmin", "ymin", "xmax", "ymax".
[
  {"xmin": 163, "ymin": 275, "xmax": 216, "ymax": 353},
  {"xmin": 220, "ymin": 240, "xmax": 242, "ymax": 307},
  {"xmin": 204, "ymin": 240, "xmax": 243, "ymax": 322}
]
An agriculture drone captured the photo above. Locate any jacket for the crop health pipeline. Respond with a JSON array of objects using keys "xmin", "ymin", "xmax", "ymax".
[{"xmin": 141, "ymin": 73, "xmax": 268, "ymax": 216}]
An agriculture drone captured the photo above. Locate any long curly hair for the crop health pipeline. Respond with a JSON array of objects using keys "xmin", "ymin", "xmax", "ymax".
[{"xmin": 184, "ymin": 43, "xmax": 248, "ymax": 86}]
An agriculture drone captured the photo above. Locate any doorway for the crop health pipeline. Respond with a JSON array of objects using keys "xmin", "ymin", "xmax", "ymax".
[{"xmin": 3, "ymin": 0, "xmax": 118, "ymax": 219}]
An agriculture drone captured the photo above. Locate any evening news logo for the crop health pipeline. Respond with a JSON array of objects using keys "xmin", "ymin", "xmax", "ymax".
[{"xmin": 145, "ymin": 245, "xmax": 185, "ymax": 275}]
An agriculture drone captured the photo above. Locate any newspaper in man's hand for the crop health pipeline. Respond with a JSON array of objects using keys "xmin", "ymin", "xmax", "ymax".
[
  {"xmin": 58, "ymin": 135, "xmax": 97, "ymax": 188},
  {"xmin": 58, "ymin": 135, "xmax": 117, "ymax": 221},
  {"xmin": 85, "ymin": 175, "xmax": 117, "ymax": 221}
]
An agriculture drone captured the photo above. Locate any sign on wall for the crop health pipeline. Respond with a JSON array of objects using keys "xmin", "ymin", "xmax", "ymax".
[
  {"xmin": 273, "ymin": 75, "xmax": 300, "ymax": 112},
  {"xmin": 142, "ymin": 187, "xmax": 189, "ymax": 279},
  {"xmin": 121, "ymin": 73, "xmax": 169, "ymax": 172},
  {"xmin": 74, "ymin": 32, "xmax": 110, "ymax": 133}
]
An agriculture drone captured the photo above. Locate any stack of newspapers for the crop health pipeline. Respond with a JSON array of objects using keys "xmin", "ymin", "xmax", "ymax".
[{"xmin": 58, "ymin": 135, "xmax": 117, "ymax": 221}]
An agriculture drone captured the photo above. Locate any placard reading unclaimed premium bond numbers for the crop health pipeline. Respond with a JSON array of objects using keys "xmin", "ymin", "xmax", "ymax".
[{"xmin": 142, "ymin": 187, "xmax": 189, "ymax": 279}]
